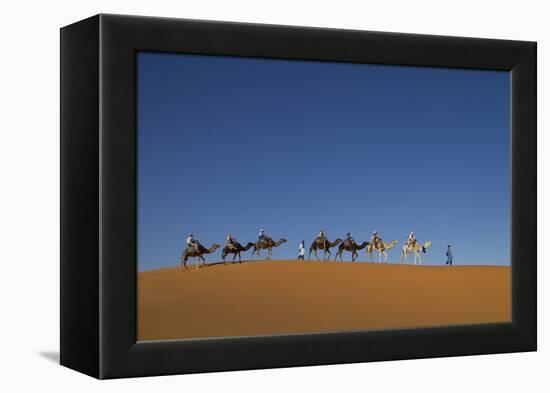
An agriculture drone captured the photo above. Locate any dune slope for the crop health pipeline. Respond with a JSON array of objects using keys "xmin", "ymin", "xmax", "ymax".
[{"xmin": 138, "ymin": 260, "xmax": 510, "ymax": 341}]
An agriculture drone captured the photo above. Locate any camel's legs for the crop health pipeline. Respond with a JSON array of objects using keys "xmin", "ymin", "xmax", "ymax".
[
  {"xmin": 314, "ymin": 249, "xmax": 319, "ymax": 260},
  {"xmin": 181, "ymin": 256, "xmax": 190, "ymax": 271}
]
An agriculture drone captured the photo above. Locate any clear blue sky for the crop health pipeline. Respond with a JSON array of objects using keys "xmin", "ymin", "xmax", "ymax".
[{"xmin": 137, "ymin": 52, "xmax": 510, "ymax": 271}]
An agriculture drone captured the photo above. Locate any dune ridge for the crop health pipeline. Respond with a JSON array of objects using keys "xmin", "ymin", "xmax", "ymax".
[{"xmin": 138, "ymin": 260, "xmax": 510, "ymax": 341}]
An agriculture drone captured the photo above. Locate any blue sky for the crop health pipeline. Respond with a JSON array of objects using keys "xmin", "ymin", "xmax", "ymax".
[{"xmin": 137, "ymin": 52, "xmax": 510, "ymax": 271}]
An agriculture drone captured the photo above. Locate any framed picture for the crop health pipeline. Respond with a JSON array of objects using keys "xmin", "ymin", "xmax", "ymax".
[{"xmin": 60, "ymin": 14, "xmax": 536, "ymax": 379}]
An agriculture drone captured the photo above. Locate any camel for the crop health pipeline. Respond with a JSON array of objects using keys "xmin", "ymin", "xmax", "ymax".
[
  {"xmin": 334, "ymin": 240, "xmax": 369, "ymax": 262},
  {"xmin": 400, "ymin": 241, "xmax": 432, "ymax": 265},
  {"xmin": 180, "ymin": 242, "xmax": 220, "ymax": 271},
  {"xmin": 366, "ymin": 239, "xmax": 398, "ymax": 263},
  {"xmin": 221, "ymin": 241, "xmax": 254, "ymax": 264},
  {"xmin": 251, "ymin": 237, "xmax": 287, "ymax": 259},
  {"xmin": 309, "ymin": 238, "xmax": 343, "ymax": 260}
]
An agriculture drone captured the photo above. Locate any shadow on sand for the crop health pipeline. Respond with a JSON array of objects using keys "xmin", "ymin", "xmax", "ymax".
[{"xmin": 183, "ymin": 259, "xmax": 254, "ymax": 270}]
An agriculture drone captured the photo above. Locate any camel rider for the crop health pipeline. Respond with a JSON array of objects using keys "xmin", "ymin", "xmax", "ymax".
[
  {"xmin": 258, "ymin": 229, "xmax": 266, "ymax": 244},
  {"xmin": 346, "ymin": 232, "xmax": 355, "ymax": 245},
  {"xmin": 226, "ymin": 234, "xmax": 237, "ymax": 249},
  {"xmin": 370, "ymin": 231, "xmax": 380, "ymax": 248},
  {"xmin": 318, "ymin": 229, "xmax": 328, "ymax": 249},
  {"xmin": 407, "ymin": 232, "xmax": 417, "ymax": 248},
  {"xmin": 186, "ymin": 234, "xmax": 199, "ymax": 253}
]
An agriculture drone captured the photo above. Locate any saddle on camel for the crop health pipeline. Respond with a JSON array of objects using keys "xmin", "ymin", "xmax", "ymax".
[{"xmin": 343, "ymin": 238, "xmax": 357, "ymax": 248}]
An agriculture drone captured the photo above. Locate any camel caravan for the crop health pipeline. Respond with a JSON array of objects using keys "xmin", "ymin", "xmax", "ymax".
[{"xmin": 180, "ymin": 230, "xmax": 431, "ymax": 270}]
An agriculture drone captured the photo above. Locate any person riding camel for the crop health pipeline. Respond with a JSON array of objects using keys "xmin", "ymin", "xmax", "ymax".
[
  {"xmin": 370, "ymin": 231, "xmax": 380, "ymax": 248},
  {"xmin": 186, "ymin": 234, "xmax": 199, "ymax": 253},
  {"xmin": 318, "ymin": 229, "xmax": 328, "ymax": 249},
  {"xmin": 258, "ymin": 229, "xmax": 267, "ymax": 244},
  {"xmin": 407, "ymin": 232, "xmax": 417, "ymax": 248},
  {"xmin": 226, "ymin": 234, "xmax": 237, "ymax": 249},
  {"xmin": 345, "ymin": 232, "xmax": 355, "ymax": 246}
]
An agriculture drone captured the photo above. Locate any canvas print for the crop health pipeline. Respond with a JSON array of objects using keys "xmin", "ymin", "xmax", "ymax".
[{"xmin": 137, "ymin": 53, "xmax": 510, "ymax": 341}]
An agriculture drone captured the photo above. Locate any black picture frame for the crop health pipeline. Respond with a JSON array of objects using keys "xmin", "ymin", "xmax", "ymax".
[{"xmin": 60, "ymin": 14, "xmax": 536, "ymax": 379}]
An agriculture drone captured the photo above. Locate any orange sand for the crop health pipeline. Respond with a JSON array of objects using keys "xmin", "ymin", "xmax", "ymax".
[{"xmin": 137, "ymin": 260, "xmax": 510, "ymax": 341}]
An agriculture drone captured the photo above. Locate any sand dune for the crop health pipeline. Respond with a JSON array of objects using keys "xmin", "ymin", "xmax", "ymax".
[{"xmin": 137, "ymin": 260, "xmax": 510, "ymax": 341}]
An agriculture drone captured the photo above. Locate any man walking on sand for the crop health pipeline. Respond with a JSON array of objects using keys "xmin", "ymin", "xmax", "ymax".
[
  {"xmin": 445, "ymin": 245, "xmax": 453, "ymax": 266},
  {"xmin": 298, "ymin": 240, "xmax": 305, "ymax": 260}
]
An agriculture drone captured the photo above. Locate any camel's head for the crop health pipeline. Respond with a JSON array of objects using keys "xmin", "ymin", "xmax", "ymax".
[
  {"xmin": 389, "ymin": 240, "xmax": 398, "ymax": 246},
  {"xmin": 421, "ymin": 241, "xmax": 431, "ymax": 253},
  {"xmin": 211, "ymin": 244, "xmax": 221, "ymax": 252},
  {"xmin": 279, "ymin": 238, "xmax": 288, "ymax": 244}
]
